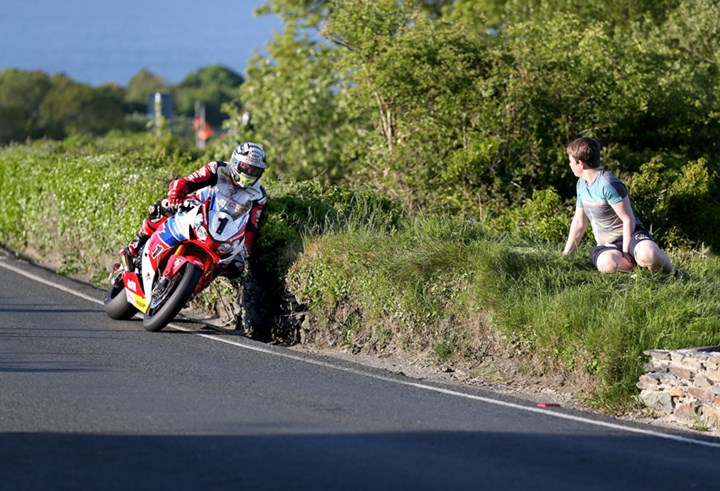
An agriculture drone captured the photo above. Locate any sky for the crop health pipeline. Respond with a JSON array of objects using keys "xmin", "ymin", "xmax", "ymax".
[{"xmin": 0, "ymin": 0, "xmax": 284, "ymax": 86}]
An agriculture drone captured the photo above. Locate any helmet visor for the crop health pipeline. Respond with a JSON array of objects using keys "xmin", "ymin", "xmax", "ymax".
[
  {"xmin": 238, "ymin": 161, "xmax": 264, "ymax": 178},
  {"xmin": 230, "ymin": 160, "xmax": 262, "ymax": 187}
]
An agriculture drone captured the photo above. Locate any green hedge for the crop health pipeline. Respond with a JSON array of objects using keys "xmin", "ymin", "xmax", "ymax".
[{"xmin": 0, "ymin": 135, "xmax": 191, "ymax": 280}]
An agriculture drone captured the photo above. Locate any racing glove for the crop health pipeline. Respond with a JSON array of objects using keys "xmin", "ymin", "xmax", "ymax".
[{"xmin": 167, "ymin": 179, "xmax": 188, "ymax": 206}]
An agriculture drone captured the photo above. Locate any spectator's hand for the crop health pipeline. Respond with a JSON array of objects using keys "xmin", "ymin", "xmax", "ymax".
[{"xmin": 622, "ymin": 252, "xmax": 636, "ymax": 268}]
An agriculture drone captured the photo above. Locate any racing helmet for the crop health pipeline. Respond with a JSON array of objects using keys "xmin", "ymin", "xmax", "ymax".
[{"xmin": 229, "ymin": 142, "xmax": 266, "ymax": 188}]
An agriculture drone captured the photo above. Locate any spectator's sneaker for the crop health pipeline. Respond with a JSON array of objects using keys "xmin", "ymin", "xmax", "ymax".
[{"xmin": 672, "ymin": 268, "xmax": 687, "ymax": 279}]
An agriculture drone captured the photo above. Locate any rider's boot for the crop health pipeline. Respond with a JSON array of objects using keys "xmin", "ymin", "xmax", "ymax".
[
  {"xmin": 121, "ymin": 231, "xmax": 150, "ymax": 274},
  {"xmin": 125, "ymin": 231, "xmax": 150, "ymax": 258},
  {"xmin": 124, "ymin": 216, "xmax": 161, "ymax": 258}
]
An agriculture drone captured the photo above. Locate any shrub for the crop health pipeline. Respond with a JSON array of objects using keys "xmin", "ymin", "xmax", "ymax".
[
  {"xmin": 626, "ymin": 158, "xmax": 720, "ymax": 250},
  {"xmin": 488, "ymin": 188, "xmax": 572, "ymax": 243}
]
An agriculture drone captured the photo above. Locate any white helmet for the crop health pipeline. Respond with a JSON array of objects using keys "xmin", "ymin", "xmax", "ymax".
[{"xmin": 229, "ymin": 142, "xmax": 266, "ymax": 188}]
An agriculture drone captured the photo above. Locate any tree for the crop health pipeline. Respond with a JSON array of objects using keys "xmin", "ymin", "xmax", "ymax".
[
  {"xmin": 447, "ymin": 0, "xmax": 681, "ymax": 29},
  {"xmin": 39, "ymin": 75, "xmax": 125, "ymax": 138},
  {"xmin": 628, "ymin": 0, "xmax": 720, "ymax": 169},
  {"xmin": 124, "ymin": 69, "xmax": 167, "ymax": 112},
  {"xmin": 323, "ymin": 0, "xmax": 492, "ymax": 209},
  {"xmin": 224, "ymin": 22, "xmax": 362, "ymax": 182},
  {"xmin": 178, "ymin": 64, "xmax": 244, "ymax": 89},
  {"xmin": 244, "ymin": 0, "xmax": 720, "ymax": 223},
  {"xmin": 0, "ymin": 69, "xmax": 52, "ymax": 143},
  {"xmin": 174, "ymin": 65, "xmax": 244, "ymax": 127}
]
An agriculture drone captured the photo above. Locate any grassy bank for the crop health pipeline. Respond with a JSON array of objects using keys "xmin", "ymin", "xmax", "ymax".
[
  {"xmin": 1, "ymin": 136, "xmax": 718, "ymax": 412},
  {"xmin": 287, "ymin": 216, "xmax": 719, "ymax": 411}
]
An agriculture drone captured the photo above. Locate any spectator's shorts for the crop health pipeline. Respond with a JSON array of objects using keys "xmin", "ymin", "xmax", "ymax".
[{"xmin": 590, "ymin": 225, "xmax": 655, "ymax": 267}]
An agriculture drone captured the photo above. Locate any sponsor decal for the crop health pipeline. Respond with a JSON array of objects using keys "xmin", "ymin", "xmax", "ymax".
[
  {"xmin": 157, "ymin": 220, "xmax": 183, "ymax": 248},
  {"xmin": 151, "ymin": 244, "xmax": 164, "ymax": 260},
  {"xmin": 133, "ymin": 294, "xmax": 148, "ymax": 313},
  {"xmin": 127, "ymin": 279, "xmax": 138, "ymax": 293}
]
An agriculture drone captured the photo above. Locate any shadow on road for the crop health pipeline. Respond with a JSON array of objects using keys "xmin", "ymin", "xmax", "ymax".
[{"xmin": 1, "ymin": 430, "xmax": 719, "ymax": 490}]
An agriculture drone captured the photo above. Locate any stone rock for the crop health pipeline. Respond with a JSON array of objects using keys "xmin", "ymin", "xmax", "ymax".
[
  {"xmin": 695, "ymin": 346, "xmax": 720, "ymax": 353},
  {"xmin": 639, "ymin": 390, "xmax": 673, "ymax": 414},
  {"xmin": 658, "ymin": 373, "xmax": 679, "ymax": 388},
  {"xmin": 700, "ymin": 405, "xmax": 720, "ymax": 428},
  {"xmin": 670, "ymin": 352, "xmax": 686, "ymax": 364},
  {"xmin": 644, "ymin": 349, "xmax": 671, "ymax": 360},
  {"xmin": 642, "ymin": 347, "xmax": 720, "ymax": 426},
  {"xmin": 669, "ymin": 365, "xmax": 694, "ymax": 381},
  {"xmin": 668, "ymin": 387, "xmax": 685, "ymax": 398},
  {"xmin": 694, "ymin": 374, "xmax": 711, "ymax": 388},
  {"xmin": 705, "ymin": 369, "xmax": 720, "ymax": 383},
  {"xmin": 680, "ymin": 357, "xmax": 703, "ymax": 370},
  {"xmin": 645, "ymin": 360, "xmax": 670, "ymax": 373},
  {"xmin": 673, "ymin": 402, "xmax": 698, "ymax": 423},
  {"xmin": 638, "ymin": 374, "xmax": 660, "ymax": 386},
  {"xmin": 688, "ymin": 387, "xmax": 715, "ymax": 404}
]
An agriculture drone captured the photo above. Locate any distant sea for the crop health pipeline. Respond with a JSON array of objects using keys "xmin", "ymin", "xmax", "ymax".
[{"xmin": 0, "ymin": 0, "xmax": 283, "ymax": 87}]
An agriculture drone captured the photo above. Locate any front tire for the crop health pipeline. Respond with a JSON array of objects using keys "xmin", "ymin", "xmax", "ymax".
[
  {"xmin": 104, "ymin": 277, "xmax": 139, "ymax": 320},
  {"xmin": 142, "ymin": 264, "xmax": 203, "ymax": 332}
]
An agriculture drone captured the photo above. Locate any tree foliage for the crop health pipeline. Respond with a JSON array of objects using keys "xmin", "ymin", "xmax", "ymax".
[
  {"xmin": 0, "ymin": 69, "xmax": 52, "ymax": 142},
  {"xmin": 39, "ymin": 75, "xmax": 125, "ymax": 138},
  {"xmin": 224, "ymin": 23, "xmax": 361, "ymax": 182},
  {"xmin": 124, "ymin": 69, "xmax": 168, "ymax": 111},
  {"xmin": 0, "ymin": 71, "xmax": 126, "ymax": 142},
  {"xmin": 0, "ymin": 64, "xmax": 246, "ymax": 144},
  {"xmin": 174, "ymin": 65, "xmax": 244, "ymax": 127},
  {"xmin": 3, "ymin": 0, "xmax": 720, "ymax": 249}
]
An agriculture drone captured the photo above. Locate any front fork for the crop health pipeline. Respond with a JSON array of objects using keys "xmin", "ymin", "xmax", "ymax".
[{"xmin": 160, "ymin": 244, "xmax": 215, "ymax": 299}]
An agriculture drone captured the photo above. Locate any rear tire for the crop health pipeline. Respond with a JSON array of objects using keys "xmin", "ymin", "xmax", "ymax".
[
  {"xmin": 142, "ymin": 264, "xmax": 202, "ymax": 332},
  {"xmin": 104, "ymin": 278, "xmax": 139, "ymax": 320}
]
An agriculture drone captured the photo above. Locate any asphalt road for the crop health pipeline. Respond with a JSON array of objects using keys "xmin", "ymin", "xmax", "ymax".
[{"xmin": 1, "ymin": 249, "xmax": 720, "ymax": 490}]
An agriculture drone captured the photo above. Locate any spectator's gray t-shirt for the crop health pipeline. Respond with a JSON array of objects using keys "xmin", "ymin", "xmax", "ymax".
[{"xmin": 576, "ymin": 169, "xmax": 642, "ymax": 245}]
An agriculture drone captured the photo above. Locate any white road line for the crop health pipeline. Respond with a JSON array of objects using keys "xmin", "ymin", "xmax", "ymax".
[
  {"xmin": 3, "ymin": 256, "xmax": 720, "ymax": 449},
  {"xmin": 0, "ymin": 256, "xmax": 103, "ymax": 305}
]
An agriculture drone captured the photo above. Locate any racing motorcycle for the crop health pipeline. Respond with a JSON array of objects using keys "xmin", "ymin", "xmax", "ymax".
[{"xmin": 103, "ymin": 186, "xmax": 251, "ymax": 331}]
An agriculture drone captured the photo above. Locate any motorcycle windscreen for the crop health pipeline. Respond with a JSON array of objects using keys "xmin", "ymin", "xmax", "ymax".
[{"xmin": 207, "ymin": 190, "xmax": 252, "ymax": 241}]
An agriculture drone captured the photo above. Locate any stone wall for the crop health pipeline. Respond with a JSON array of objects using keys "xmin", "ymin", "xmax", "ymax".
[{"xmin": 638, "ymin": 346, "xmax": 720, "ymax": 429}]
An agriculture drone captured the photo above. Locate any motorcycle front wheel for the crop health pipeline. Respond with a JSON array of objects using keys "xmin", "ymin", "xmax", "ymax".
[
  {"xmin": 142, "ymin": 263, "xmax": 203, "ymax": 332},
  {"xmin": 103, "ymin": 276, "xmax": 140, "ymax": 320}
]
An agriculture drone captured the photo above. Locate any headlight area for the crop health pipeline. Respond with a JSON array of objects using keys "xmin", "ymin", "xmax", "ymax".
[
  {"xmin": 216, "ymin": 240, "xmax": 240, "ymax": 254},
  {"xmin": 193, "ymin": 215, "xmax": 209, "ymax": 241}
]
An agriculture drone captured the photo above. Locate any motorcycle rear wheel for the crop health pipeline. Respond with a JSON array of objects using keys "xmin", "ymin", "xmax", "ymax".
[
  {"xmin": 104, "ymin": 277, "xmax": 139, "ymax": 320},
  {"xmin": 142, "ymin": 264, "xmax": 202, "ymax": 332}
]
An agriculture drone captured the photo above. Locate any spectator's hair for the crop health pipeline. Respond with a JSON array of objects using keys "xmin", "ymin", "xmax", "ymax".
[{"xmin": 567, "ymin": 137, "xmax": 601, "ymax": 168}]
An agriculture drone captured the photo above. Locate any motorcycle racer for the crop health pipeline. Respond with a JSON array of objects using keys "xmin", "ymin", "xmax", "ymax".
[{"xmin": 124, "ymin": 142, "xmax": 268, "ymax": 278}]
